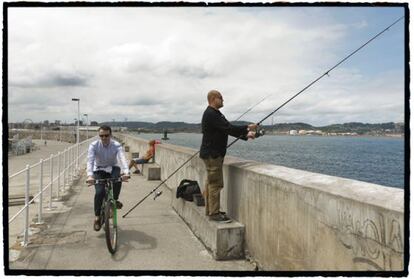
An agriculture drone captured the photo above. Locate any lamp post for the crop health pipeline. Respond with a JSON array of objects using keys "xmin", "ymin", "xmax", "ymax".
[
  {"xmin": 72, "ymin": 98, "xmax": 80, "ymax": 171},
  {"xmin": 83, "ymin": 113, "xmax": 89, "ymax": 139}
]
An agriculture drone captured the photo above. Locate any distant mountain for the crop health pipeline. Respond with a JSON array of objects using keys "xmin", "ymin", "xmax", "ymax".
[
  {"xmin": 262, "ymin": 122, "xmax": 313, "ymax": 131},
  {"xmin": 100, "ymin": 121, "xmax": 404, "ymax": 135}
]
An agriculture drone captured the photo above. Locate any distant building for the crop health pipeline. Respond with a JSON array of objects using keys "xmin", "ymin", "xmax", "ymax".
[{"xmin": 289, "ymin": 130, "xmax": 298, "ymax": 135}]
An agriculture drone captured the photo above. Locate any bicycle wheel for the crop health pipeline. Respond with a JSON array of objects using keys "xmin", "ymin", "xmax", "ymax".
[{"xmin": 104, "ymin": 200, "xmax": 118, "ymax": 254}]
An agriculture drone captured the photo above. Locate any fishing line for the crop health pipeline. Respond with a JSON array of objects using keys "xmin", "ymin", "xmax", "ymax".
[
  {"xmin": 124, "ymin": 15, "xmax": 403, "ymax": 218},
  {"xmin": 226, "ymin": 15, "xmax": 404, "ymax": 150}
]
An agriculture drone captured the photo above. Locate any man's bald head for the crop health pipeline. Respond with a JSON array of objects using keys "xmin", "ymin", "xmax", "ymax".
[
  {"xmin": 207, "ymin": 90, "xmax": 221, "ymax": 105},
  {"xmin": 207, "ymin": 90, "xmax": 224, "ymax": 109}
]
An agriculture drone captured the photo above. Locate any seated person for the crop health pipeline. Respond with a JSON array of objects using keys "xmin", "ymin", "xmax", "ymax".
[{"xmin": 129, "ymin": 139, "xmax": 156, "ymax": 174}]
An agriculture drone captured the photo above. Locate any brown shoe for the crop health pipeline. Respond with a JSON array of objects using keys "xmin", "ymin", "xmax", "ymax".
[{"xmin": 93, "ymin": 217, "xmax": 101, "ymax": 231}]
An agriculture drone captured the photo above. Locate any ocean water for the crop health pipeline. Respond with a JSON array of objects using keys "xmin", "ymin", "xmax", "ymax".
[{"xmin": 134, "ymin": 132, "xmax": 405, "ymax": 189}]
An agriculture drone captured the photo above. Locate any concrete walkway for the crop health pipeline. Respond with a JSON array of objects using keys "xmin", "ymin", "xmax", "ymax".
[{"xmin": 8, "ymin": 142, "xmax": 254, "ymax": 271}]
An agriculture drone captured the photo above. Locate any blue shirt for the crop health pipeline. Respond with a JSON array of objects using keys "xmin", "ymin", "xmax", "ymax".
[{"xmin": 87, "ymin": 139, "xmax": 129, "ymax": 176}]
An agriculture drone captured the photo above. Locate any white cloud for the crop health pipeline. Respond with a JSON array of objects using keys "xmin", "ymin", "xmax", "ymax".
[{"xmin": 7, "ymin": 7, "xmax": 405, "ymax": 125}]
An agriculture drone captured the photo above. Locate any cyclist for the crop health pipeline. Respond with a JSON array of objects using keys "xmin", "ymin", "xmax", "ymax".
[{"xmin": 86, "ymin": 125, "xmax": 130, "ymax": 231}]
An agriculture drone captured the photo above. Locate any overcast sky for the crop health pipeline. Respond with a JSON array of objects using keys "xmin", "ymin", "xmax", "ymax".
[{"xmin": 7, "ymin": 5, "xmax": 405, "ymax": 126}]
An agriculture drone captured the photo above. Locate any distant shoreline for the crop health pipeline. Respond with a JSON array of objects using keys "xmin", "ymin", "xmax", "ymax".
[{"xmin": 134, "ymin": 131, "xmax": 404, "ymax": 139}]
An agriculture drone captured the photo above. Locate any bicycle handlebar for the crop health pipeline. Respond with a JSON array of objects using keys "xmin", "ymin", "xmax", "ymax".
[
  {"xmin": 86, "ymin": 177, "xmax": 124, "ymax": 186},
  {"xmin": 95, "ymin": 177, "xmax": 123, "ymax": 183}
]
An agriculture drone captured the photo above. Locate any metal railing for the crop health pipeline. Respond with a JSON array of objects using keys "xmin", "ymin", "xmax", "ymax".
[{"xmin": 8, "ymin": 137, "xmax": 97, "ymax": 246}]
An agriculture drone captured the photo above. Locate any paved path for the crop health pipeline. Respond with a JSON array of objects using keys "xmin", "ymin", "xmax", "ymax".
[{"xmin": 8, "ymin": 143, "xmax": 254, "ymax": 271}]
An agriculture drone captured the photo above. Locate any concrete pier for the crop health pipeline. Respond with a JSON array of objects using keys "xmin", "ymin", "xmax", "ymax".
[
  {"xmin": 7, "ymin": 133, "xmax": 404, "ymax": 271},
  {"xmin": 119, "ymin": 132, "xmax": 404, "ymax": 271}
]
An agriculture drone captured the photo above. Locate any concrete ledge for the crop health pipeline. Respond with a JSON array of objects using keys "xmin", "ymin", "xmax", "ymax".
[
  {"xmin": 142, "ymin": 163, "xmax": 161, "ymax": 180},
  {"xmin": 172, "ymin": 192, "xmax": 245, "ymax": 260}
]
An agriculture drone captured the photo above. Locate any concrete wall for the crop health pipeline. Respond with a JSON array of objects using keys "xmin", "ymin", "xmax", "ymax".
[{"xmin": 118, "ymin": 133, "xmax": 404, "ymax": 271}]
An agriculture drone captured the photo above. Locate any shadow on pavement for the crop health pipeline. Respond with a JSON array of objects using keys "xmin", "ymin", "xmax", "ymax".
[{"xmin": 110, "ymin": 229, "xmax": 157, "ymax": 261}]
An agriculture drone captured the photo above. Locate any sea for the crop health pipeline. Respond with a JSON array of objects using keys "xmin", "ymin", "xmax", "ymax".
[{"xmin": 133, "ymin": 132, "xmax": 405, "ymax": 189}]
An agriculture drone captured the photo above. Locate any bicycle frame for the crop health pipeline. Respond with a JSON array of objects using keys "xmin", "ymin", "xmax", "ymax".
[
  {"xmin": 94, "ymin": 177, "xmax": 121, "ymax": 254},
  {"xmin": 99, "ymin": 179, "xmax": 117, "ymax": 226}
]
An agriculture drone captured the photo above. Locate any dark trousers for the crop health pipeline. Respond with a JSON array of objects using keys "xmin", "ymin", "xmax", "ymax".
[{"xmin": 94, "ymin": 166, "xmax": 121, "ymax": 216}]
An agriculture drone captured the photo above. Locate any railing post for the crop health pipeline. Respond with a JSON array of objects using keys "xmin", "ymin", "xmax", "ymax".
[
  {"xmin": 68, "ymin": 147, "xmax": 72, "ymax": 182},
  {"xmin": 72, "ymin": 146, "xmax": 76, "ymax": 178},
  {"xmin": 37, "ymin": 159, "xmax": 44, "ymax": 224},
  {"xmin": 57, "ymin": 151, "xmax": 61, "ymax": 199},
  {"xmin": 70, "ymin": 146, "xmax": 73, "ymax": 178},
  {"xmin": 23, "ymin": 165, "xmax": 30, "ymax": 246},
  {"xmin": 77, "ymin": 142, "xmax": 79, "ymax": 174},
  {"xmin": 63, "ymin": 148, "xmax": 67, "ymax": 189},
  {"xmin": 49, "ymin": 154, "xmax": 54, "ymax": 209}
]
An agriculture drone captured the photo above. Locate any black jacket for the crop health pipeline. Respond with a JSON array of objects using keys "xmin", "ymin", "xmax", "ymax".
[{"xmin": 200, "ymin": 106, "xmax": 248, "ymax": 159}]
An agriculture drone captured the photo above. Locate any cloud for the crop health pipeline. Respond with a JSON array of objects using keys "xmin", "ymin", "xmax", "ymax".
[
  {"xmin": 6, "ymin": 7, "xmax": 405, "ymax": 125},
  {"xmin": 10, "ymin": 72, "xmax": 89, "ymax": 88},
  {"xmin": 112, "ymin": 96, "xmax": 165, "ymax": 106}
]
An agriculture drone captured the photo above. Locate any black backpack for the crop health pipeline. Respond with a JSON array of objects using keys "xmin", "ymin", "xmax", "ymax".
[{"xmin": 176, "ymin": 179, "xmax": 201, "ymax": 202}]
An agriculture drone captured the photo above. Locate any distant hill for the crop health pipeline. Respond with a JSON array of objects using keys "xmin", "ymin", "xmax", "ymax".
[{"xmin": 101, "ymin": 121, "xmax": 404, "ymax": 135}]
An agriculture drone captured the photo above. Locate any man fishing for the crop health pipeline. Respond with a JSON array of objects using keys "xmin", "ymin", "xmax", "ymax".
[{"xmin": 200, "ymin": 89, "xmax": 257, "ymax": 223}]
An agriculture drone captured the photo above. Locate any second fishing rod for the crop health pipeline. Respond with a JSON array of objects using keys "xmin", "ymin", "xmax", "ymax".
[
  {"xmin": 123, "ymin": 15, "xmax": 403, "ymax": 218},
  {"xmin": 226, "ymin": 15, "xmax": 404, "ymax": 150}
]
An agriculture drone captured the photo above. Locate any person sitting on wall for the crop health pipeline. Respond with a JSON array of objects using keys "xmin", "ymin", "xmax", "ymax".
[{"xmin": 129, "ymin": 139, "xmax": 156, "ymax": 174}]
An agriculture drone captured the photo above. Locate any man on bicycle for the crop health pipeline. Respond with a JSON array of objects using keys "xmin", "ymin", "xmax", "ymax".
[{"xmin": 86, "ymin": 125, "xmax": 130, "ymax": 231}]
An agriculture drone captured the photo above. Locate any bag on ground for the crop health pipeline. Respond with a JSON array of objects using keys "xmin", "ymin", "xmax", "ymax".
[{"xmin": 176, "ymin": 179, "xmax": 201, "ymax": 202}]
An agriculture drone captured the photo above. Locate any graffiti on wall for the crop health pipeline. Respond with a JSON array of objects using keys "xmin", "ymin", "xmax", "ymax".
[{"xmin": 336, "ymin": 206, "xmax": 403, "ymax": 271}]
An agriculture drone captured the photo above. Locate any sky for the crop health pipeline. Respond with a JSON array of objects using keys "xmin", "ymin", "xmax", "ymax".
[{"xmin": 7, "ymin": 5, "xmax": 406, "ymax": 126}]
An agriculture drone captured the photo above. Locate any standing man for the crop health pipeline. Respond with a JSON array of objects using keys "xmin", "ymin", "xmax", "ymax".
[
  {"xmin": 86, "ymin": 125, "xmax": 130, "ymax": 231},
  {"xmin": 200, "ymin": 90, "xmax": 257, "ymax": 223}
]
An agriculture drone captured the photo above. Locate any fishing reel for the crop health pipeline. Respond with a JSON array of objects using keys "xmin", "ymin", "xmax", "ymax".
[
  {"xmin": 153, "ymin": 191, "xmax": 163, "ymax": 200},
  {"xmin": 255, "ymin": 129, "xmax": 265, "ymax": 138}
]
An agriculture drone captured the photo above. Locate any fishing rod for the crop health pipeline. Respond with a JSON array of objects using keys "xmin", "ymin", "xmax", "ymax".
[
  {"xmin": 122, "ymin": 93, "xmax": 272, "ymax": 218},
  {"xmin": 123, "ymin": 15, "xmax": 403, "ymax": 218},
  {"xmin": 226, "ymin": 15, "xmax": 404, "ymax": 150}
]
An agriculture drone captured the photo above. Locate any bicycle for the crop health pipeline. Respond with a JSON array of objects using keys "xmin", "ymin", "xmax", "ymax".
[{"xmin": 89, "ymin": 177, "xmax": 122, "ymax": 254}]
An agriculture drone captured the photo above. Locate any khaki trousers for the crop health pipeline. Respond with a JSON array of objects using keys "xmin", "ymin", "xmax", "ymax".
[{"xmin": 203, "ymin": 156, "xmax": 224, "ymax": 216}]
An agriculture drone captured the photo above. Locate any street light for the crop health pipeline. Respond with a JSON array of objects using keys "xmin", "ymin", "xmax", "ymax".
[
  {"xmin": 72, "ymin": 98, "xmax": 80, "ymax": 171},
  {"xmin": 83, "ymin": 113, "xmax": 89, "ymax": 139}
]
